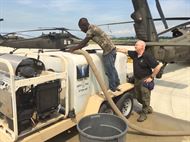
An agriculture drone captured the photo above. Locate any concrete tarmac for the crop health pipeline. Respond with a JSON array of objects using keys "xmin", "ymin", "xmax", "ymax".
[
  {"xmin": 47, "ymin": 112, "xmax": 190, "ymax": 142},
  {"xmin": 48, "ymin": 62, "xmax": 190, "ymax": 142}
]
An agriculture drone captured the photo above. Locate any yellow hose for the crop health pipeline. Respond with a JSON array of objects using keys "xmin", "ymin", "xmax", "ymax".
[{"xmin": 73, "ymin": 49, "xmax": 190, "ymax": 136}]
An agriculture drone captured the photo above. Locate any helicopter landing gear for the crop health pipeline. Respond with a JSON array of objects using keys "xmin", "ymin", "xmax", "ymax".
[{"xmin": 156, "ymin": 62, "xmax": 167, "ymax": 79}]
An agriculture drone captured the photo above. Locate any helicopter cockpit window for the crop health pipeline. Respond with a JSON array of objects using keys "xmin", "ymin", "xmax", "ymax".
[{"xmin": 172, "ymin": 28, "xmax": 183, "ymax": 38}]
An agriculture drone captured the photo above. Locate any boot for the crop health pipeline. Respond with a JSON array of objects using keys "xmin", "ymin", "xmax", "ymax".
[
  {"xmin": 137, "ymin": 112, "xmax": 147, "ymax": 122},
  {"xmin": 143, "ymin": 106, "xmax": 153, "ymax": 114},
  {"xmin": 147, "ymin": 106, "xmax": 153, "ymax": 114}
]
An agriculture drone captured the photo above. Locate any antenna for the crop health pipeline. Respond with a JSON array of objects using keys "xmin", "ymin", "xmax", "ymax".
[{"xmin": 0, "ymin": 18, "xmax": 4, "ymax": 33}]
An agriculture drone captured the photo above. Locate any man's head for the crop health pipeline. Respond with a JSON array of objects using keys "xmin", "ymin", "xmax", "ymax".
[
  {"xmin": 78, "ymin": 18, "xmax": 89, "ymax": 33},
  {"xmin": 135, "ymin": 40, "xmax": 146, "ymax": 55}
]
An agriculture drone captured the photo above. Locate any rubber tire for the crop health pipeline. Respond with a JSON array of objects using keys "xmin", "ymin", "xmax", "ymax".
[
  {"xmin": 116, "ymin": 92, "xmax": 133, "ymax": 118},
  {"xmin": 98, "ymin": 102, "xmax": 114, "ymax": 114}
]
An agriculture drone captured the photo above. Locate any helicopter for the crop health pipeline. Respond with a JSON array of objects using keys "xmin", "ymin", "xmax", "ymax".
[
  {"xmin": 99, "ymin": 0, "xmax": 190, "ymax": 78},
  {"xmin": 131, "ymin": 0, "xmax": 190, "ymax": 63},
  {"xmin": 131, "ymin": 0, "xmax": 190, "ymax": 78},
  {"xmin": 0, "ymin": 27, "xmax": 81, "ymax": 51}
]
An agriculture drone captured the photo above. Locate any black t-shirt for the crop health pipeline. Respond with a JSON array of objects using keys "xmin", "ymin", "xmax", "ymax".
[{"xmin": 128, "ymin": 51, "xmax": 159, "ymax": 79}]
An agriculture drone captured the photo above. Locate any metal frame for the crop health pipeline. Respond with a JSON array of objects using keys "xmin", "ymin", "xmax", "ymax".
[{"xmin": 0, "ymin": 55, "xmax": 67, "ymax": 141}]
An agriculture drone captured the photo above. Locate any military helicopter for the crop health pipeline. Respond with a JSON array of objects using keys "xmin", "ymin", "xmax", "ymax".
[
  {"xmin": 99, "ymin": 0, "xmax": 190, "ymax": 78},
  {"xmin": 0, "ymin": 27, "xmax": 81, "ymax": 50}
]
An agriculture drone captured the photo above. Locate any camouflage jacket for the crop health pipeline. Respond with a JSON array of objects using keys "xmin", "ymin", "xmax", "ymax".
[{"xmin": 86, "ymin": 24, "xmax": 115, "ymax": 55}]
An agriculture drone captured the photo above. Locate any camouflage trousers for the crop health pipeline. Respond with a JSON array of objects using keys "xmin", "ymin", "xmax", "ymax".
[{"xmin": 134, "ymin": 78, "xmax": 152, "ymax": 114}]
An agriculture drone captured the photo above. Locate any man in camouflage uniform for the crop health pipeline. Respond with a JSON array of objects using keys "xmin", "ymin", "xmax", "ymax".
[{"xmin": 69, "ymin": 17, "xmax": 120, "ymax": 92}]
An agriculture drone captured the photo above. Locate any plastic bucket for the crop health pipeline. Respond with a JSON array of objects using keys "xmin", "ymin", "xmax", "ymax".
[{"xmin": 77, "ymin": 113, "xmax": 128, "ymax": 142}]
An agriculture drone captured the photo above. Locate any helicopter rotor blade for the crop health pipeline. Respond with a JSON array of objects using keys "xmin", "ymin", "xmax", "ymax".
[
  {"xmin": 37, "ymin": 27, "xmax": 80, "ymax": 32},
  {"xmin": 97, "ymin": 17, "xmax": 190, "ymax": 27},
  {"xmin": 154, "ymin": 17, "xmax": 190, "ymax": 21},
  {"xmin": 3, "ymin": 27, "xmax": 80, "ymax": 37},
  {"xmin": 14, "ymin": 27, "xmax": 79, "ymax": 33},
  {"xmin": 4, "ymin": 27, "xmax": 80, "ymax": 35},
  {"xmin": 17, "ymin": 27, "xmax": 68, "ymax": 33},
  {"xmin": 155, "ymin": 0, "xmax": 168, "ymax": 29},
  {"xmin": 98, "ymin": 21, "xmax": 134, "ymax": 26}
]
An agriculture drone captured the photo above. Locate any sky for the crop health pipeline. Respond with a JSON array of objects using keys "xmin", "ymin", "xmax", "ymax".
[{"xmin": 0, "ymin": 0, "xmax": 190, "ymax": 38}]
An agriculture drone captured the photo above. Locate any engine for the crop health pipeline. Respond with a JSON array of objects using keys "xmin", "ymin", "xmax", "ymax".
[{"xmin": 0, "ymin": 54, "xmax": 61, "ymax": 133}]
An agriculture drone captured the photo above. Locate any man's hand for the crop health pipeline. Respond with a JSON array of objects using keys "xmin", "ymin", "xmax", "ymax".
[
  {"xmin": 144, "ymin": 77, "xmax": 153, "ymax": 83},
  {"xmin": 64, "ymin": 45, "xmax": 77, "ymax": 52}
]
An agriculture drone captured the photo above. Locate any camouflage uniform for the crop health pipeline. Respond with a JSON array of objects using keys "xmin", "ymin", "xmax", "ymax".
[
  {"xmin": 134, "ymin": 78, "xmax": 152, "ymax": 114},
  {"xmin": 86, "ymin": 24, "xmax": 120, "ymax": 91},
  {"xmin": 86, "ymin": 25, "xmax": 115, "ymax": 55}
]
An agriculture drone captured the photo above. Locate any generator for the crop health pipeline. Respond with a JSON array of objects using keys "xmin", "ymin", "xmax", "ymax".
[{"xmin": 0, "ymin": 54, "xmax": 65, "ymax": 139}]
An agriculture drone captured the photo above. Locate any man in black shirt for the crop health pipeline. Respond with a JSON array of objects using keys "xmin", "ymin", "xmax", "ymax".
[{"xmin": 117, "ymin": 40, "xmax": 161, "ymax": 122}]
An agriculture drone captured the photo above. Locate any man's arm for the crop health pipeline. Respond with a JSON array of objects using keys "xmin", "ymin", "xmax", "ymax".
[
  {"xmin": 68, "ymin": 37, "xmax": 91, "ymax": 52},
  {"xmin": 116, "ymin": 47, "xmax": 128, "ymax": 54},
  {"xmin": 151, "ymin": 63, "xmax": 162, "ymax": 78},
  {"xmin": 144, "ymin": 63, "xmax": 162, "ymax": 83}
]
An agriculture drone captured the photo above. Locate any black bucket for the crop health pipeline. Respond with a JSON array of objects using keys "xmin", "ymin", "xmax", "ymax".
[{"xmin": 77, "ymin": 113, "xmax": 128, "ymax": 142}]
